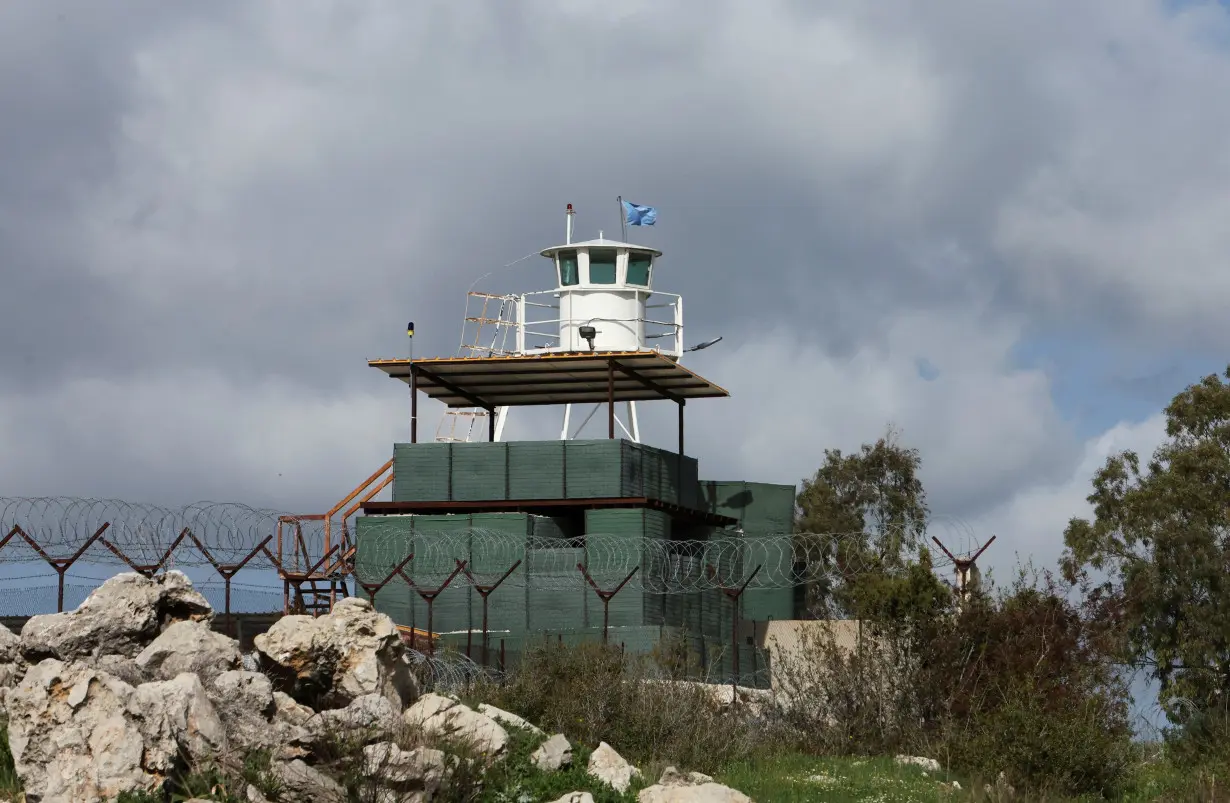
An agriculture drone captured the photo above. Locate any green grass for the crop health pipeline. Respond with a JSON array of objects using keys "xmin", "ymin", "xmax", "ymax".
[
  {"xmin": 0, "ymin": 719, "xmax": 20, "ymax": 801},
  {"xmin": 717, "ymin": 754, "xmax": 964, "ymax": 803}
]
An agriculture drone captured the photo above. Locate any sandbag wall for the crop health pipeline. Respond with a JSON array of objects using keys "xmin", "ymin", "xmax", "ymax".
[{"xmin": 392, "ymin": 439, "xmax": 700, "ymax": 507}]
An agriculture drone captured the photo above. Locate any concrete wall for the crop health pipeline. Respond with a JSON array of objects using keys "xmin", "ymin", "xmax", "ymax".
[{"xmin": 740, "ymin": 619, "xmax": 866, "ymax": 697}]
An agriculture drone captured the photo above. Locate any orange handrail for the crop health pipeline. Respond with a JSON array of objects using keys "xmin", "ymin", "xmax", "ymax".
[{"xmin": 324, "ymin": 458, "xmax": 394, "ymax": 556}]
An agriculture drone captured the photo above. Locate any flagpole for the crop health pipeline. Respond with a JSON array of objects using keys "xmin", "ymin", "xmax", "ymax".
[{"xmin": 617, "ymin": 196, "xmax": 627, "ymax": 241}]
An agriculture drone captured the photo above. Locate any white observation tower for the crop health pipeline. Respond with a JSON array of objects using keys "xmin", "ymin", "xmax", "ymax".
[
  {"xmin": 369, "ymin": 203, "xmax": 726, "ymax": 452},
  {"xmin": 512, "ymin": 204, "xmax": 683, "ymax": 441}
]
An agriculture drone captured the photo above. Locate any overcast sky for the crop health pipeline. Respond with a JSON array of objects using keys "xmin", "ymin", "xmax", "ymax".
[{"xmin": 3, "ymin": 0, "xmax": 1228, "ymax": 594}]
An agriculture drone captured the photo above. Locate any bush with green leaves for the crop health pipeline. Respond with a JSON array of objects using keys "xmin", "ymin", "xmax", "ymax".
[{"xmin": 470, "ymin": 639, "xmax": 779, "ymax": 774}]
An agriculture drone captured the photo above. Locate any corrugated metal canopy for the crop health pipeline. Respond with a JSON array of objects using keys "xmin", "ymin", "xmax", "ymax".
[{"xmin": 368, "ymin": 351, "xmax": 729, "ymax": 408}]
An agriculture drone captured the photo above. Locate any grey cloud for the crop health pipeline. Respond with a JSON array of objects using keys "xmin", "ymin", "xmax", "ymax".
[{"xmin": 0, "ymin": 0, "xmax": 1225, "ymax": 536}]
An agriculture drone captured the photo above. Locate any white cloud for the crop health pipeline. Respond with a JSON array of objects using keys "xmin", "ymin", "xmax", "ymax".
[
  {"xmin": 965, "ymin": 413, "xmax": 1168, "ymax": 583},
  {"xmin": 0, "ymin": 371, "xmax": 440, "ymax": 511},
  {"xmin": 3, "ymin": 0, "xmax": 1229, "ymax": 582},
  {"xmin": 677, "ymin": 304, "xmax": 1077, "ymax": 515}
]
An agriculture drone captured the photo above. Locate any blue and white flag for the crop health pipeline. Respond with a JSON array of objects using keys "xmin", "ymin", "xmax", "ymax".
[{"xmin": 622, "ymin": 200, "xmax": 657, "ymax": 227}]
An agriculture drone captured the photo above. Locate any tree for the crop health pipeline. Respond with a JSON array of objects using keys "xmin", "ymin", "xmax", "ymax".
[
  {"xmin": 1063, "ymin": 365, "xmax": 1230, "ymax": 739},
  {"xmin": 796, "ymin": 424, "xmax": 931, "ymax": 617}
]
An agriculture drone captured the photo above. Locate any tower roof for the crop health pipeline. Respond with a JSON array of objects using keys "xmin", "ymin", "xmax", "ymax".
[{"xmin": 540, "ymin": 237, "xmax": 662, "ymax": 258}]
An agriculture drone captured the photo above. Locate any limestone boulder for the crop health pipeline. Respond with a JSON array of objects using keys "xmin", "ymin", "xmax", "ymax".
[
  {"xmin": 135, "ymin": 619, "xmax": 241, "ymax": 682},
  {"xmin": 20, "ymin": 571, "xmax": 212, "ymax": 663},
  {"xmin": 363, "ymin": 741, "xmax": 449, "ymax": 798},
  {"xmin": 637, "ymin": 765, "xmax": 752, "ymax": 803},
  {"xmin": 532, "ymin": 733, "xmax": 573, "ymax": 772},
  {"xmin": 477, "ymin": 702, "xmax": 543, "ymax": 736},
  {"xmin": 0, "ymin": 622, "xmax": 27, "ymax": 711},
  {"xmin": 403, "ymin": 692, "xmax": 509, "ymax": 758},
  {"xmin": 129, "ymin": 672, "xmax": 226, "ymax": 775},
  {"xmin": 587, "ymin": 741, "xmax": 642, "ymax": 793},
  {"xmin": 895, "ymin": 754, "xmax": 941, "ymax": 773},
  {"xmin": 254, "ymin": 596, "xmax": 417, "ymax": 711},
  {"xmin": 551, "ymin": 794, "xmax": 596, "ymax": 803},
  {"xmin": 273, "ymin": 690, "xmax": 316, "ymax": 727},
  {"xmin": 6, "ymin": 659, "xmax": 153, "ymax": 802},
  {"xmin": 205, "ymin": 670, "xmax": 312, "ymax": 760},
  {"xmin": 272, "ymin": 758, "xmax": 347, "ymax": 802},
  {"xmin": 314, "ymin": 692, "xmax": 398, "ymax": 745}
]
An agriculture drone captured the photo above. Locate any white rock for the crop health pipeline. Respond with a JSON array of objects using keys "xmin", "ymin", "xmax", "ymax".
[
  {"xmin": 0, "ymin": 622, "xmax": 26, "ymax": 694},
  {"xmin": 477, "ymin": 702, "xmax": 544, "ymax": 735},
  {"xmin": 658, "ymin": 766, "xmax": 715, "ymax": 786},
  {"xmin": 363, "ymin": 741, "xmax": 448, "ymax": 794},
  {"xmin": 135, "ymin": 619, "xmax": 241, "ymax": 682},
  {"xmin": 20, "ymin": 572, "xmax": 212, "ymax": 664},
  {"xmin": 273, "ymin": 758, "xmax": 347, "ymax": 801},
  {"xmin": 254, "ymin": 596, "xmax": 418, "ymax": 711},
  {"xmin": 587, "ymin": 741, "xmax": 642, "ymax": 793},
  {"xmin": 204, "ymin": 670, "xmax": 312, "ymax": 761},
  {"xmin": 895, "ymin": 754, "xmax": 942, "ymax": 773},
  {"xmin": 273, "ymin": 690, "xmax": 316, "ymax": 727},
  {"xmin": 637, "ymin": 784, "xmax": 752, "ymax": 802},
  {"xmin": 316, "ymin": 692, "xmax": 397, "ymax": 742},
  {"xmin": 129, "ymin": 672, "xmax": 226, "ymax": 773},
  {"xmin": 531, "ymin": 733, "xmax": 573, "ymax": 771},
  {"xmin": 247, "ymin": 784, "xmax": 273, "ymax": 803},
  {"xmin": 7, "ymin": 659, "xmax": 153, "ymax": 802},
  {"xmin": 637, "ymin": 765, "xmax": 751, "ymax": 802},
  {"xmin": 551, "ymin": 794, "xmax": 596, "ymax": 803},
  {"xmin": 404, "ymin": 692, "xmax": 509, "ymax": 758}
]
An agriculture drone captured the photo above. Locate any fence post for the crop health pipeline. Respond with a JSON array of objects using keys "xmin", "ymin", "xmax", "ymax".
[{"xmin": 576, "ymin": 563, "xmax": 639, "ymax": 645}]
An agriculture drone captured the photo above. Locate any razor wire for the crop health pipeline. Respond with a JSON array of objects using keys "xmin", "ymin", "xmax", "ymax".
[
  {"xmin": 0, "ymin": 497, "xmax": 987, "ymax": 598},
  {"xmin": 0, "ymin": 496, "xmax": 326, "ymax": 569},
  {"xmin": 352, "ymin": 522, "xmax": 972, "ymax": 594}
]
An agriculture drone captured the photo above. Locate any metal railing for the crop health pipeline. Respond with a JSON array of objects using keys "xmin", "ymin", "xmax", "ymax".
[{"xmin": 516, "ymin": 289, "xmax": 683, "ymax": 357}]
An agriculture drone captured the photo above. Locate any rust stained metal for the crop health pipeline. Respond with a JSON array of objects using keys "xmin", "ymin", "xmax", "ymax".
[
  {"xmin": 369, "ymin": 350, "xmax": 729, "ymax": 409},
  {"xmin": 578, "ymin": 562, "xmax": 639, "ymax": 645},
  {"xmin": 2, "ymin": 523, "xmax": 111, "ymax": 612}
]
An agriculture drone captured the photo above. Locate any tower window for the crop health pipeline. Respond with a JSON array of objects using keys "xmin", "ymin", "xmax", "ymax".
[
  {"xmin": 558, "ymin": 250, "xmax": 579, "ymax": 286},
  {"xmin": 627, "ymin": 254, "xmax": 652, "ymax": 286},
  {"xmin": 588, "ymin": 248, "xmax": 617, "ymax": 284}
]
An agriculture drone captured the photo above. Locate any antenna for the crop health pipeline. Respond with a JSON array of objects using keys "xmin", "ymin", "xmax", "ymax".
[{"xmin": 686, "ymin": 336, "xmax": 723, "ymax": 353}]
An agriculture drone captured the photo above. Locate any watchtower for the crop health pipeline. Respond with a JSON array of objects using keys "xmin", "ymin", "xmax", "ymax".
[
  {"xmin": 369, "ymin": 204, "xmax": 719, "ymax": 452},
  {"xmin": 354, "ymin": 204, "xmax": 799, "ymax": 680}
]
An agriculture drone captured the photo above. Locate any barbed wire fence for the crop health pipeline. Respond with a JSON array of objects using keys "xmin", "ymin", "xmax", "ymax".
[{"xmin": 0, "ymin": 496, "xmax": 996, "ymax": 691}]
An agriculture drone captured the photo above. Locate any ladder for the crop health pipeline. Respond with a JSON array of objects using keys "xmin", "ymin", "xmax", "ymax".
[{"xmin": 435, "ymin": 291, "xmax": 520, "ymax": 443}]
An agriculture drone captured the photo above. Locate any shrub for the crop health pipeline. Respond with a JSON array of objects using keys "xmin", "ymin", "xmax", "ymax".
[
  {"xmin": 768, "ymin": 561, "xmax": 1136, "ymax": 797},
  {"xmin": 472, "ymin": 639, "xmax": 778, "ymax": 773}
]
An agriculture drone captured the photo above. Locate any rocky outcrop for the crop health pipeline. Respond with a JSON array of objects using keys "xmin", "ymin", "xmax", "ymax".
[
  {"xmin": 272, "ymin": 758, "xmax": 347, "ymax": 801},
  {"xmin": 253, "ymin": 596, "xmax": 418, "ymax": 711},
  {"xmin": 130, "ymin": 673, "xmax": 227, "ymax": 775},
  {"xmin": 895, "ymin": 754, "xmax": 941, "ymax": 773},
  {"xmin": 637, "ymin": 765, "xmax": 753, "ymax": 802},
  {"xmin": 7, "ymin": 661, "xmax": 225, "ymax": 802},
  {"xmin": 478, "ymin": 702, "xmax": 544, "ymax": 736},
  {"xmin": 0, "ymin": 571, "xmax": 755, "ymax": 803},
  {"xmin": 363, "ymin": 741, "xmax": 449, "ymax": 799},
  {"xmin": 0, "ymin": 573, "xmax": 431, "ymax": 801},
  {"xmin": 532, "ymin": 733, "xmax": 573, "ymax": 772},
  {"xmin": 135, "ymin": 619, "xmax": 241, "ymax": 682},
  {"xmin": 403, "ymin": 692, "xmax": 509, "ymax": 758},
  {"xmin": 7, "ymin": 659, "xmax": 152, "ymax": 802},
  {"xmin": 588, "ymin": 741, "xmax": 642, "ymax": 793},
  {"xmin": 20, "ymin": 571, "xmax": 212, "ymax": 663},
  {"xmin": 315, "ymin": 692, "xmax": 398, "ymax": 744}
]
